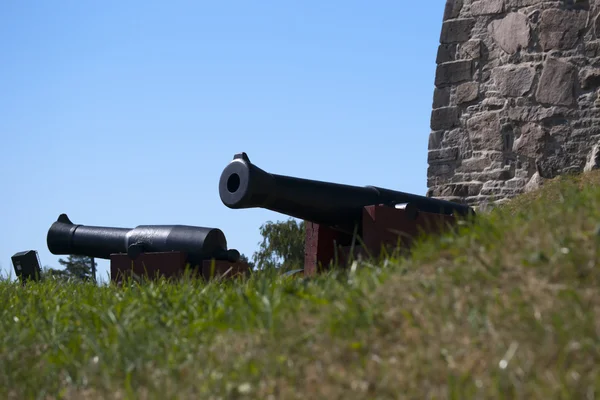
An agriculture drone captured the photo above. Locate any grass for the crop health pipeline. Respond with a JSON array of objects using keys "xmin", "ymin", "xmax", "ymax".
[{"xmin": 2, "ymin": 171, "xmax": 600, "ymax": 399}]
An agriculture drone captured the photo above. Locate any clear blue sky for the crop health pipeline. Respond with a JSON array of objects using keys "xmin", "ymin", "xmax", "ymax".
[{"xmin": 0, "ymin": 1, "xmax": 446, "ymax": 283}]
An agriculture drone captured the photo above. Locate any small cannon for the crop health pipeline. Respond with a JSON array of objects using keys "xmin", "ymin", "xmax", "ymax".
[
  {"xmin": 47, "ymin": 214, "xmax": 249, "ymax": 282},
  {"xmin": 219, "ymin": 152, "xmax": 474, "ymax": 275}
]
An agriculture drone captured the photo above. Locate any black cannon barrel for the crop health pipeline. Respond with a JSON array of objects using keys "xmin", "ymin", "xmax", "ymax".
[
  {"xmin": 47, "ymin": 214, "xmax": 239, "ymax": 264},
  {"xmin": 218, "ymin": 152, "xmax": 474, "ymax": 229}
]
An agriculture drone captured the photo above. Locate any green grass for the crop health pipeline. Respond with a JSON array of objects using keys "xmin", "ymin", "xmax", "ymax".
[{"xmin": 2, "ymin": 171, "xmax": 600, "ymax": 399}]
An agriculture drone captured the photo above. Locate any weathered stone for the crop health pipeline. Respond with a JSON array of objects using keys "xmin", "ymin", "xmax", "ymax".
[
  {"xmin": 458, "ymin": 40, "xmax": 482, "ymax": 60},
  {"xmin": 455, "ymin": 82, "xmax": 479, "ymax": 104},
  {"xmin": 457, "ymin": 157, "xmax": 493, "ymax": 172},
  {"xmin": 427, "ymin": 164, "xmax": 456, "ymax": 181},
  {"xmin": 585, "ymin": 40, "xmax": 600, "ymax": 57},
  {"xmin": 467, "ymin": 112, "xmax": 503, "ymax": 151},
  {"xmin": 480, "ymin": 182, "xmax": 506, "ymax": 196},
  {"xmin": 549, "ymin": 125, "xmax": 571, "ymax": 143},
  {"xmin": 431, "ymin": 107, "xmax": 460, "ymax": 131},
  {"xmin": 428, "ymin": 147, "xmax": 460, "ymax": 163},
  {"xmin": 513, "ymin": 123, "xmax": 546, "ymax": 159},
  {"xmin": 429, "ymin": 182, "xmax": 483, "ymax": 198},
  {"xmin": 537, "ymin": 155, "xmax": 568, "ymax": 179},
  {"xmin": 451, "ymin": 183, "xmax": 483, "ymax": 197},
  {"xmin": 539, "ymin": 9, "xmax": 588, "ymax": 51},
  {"xmin": 428, "ymin": 131, "xmax": 443, "ymax": 150},
  {"xmin": 504, "ymin": 177, "xmax": 527, "ymax": 190},
  {"xmin": 578, "ymin": 92, "xmax": 597, "ymax": 109},
  {"xmin": 428, "ymin": 1, "xmax": 599, "ymax": 207},
  {"xmin": 507, "ymin": 106, "xmax": 571, "ymax": 123},
  {"xmin": 470, "ymin": 0, "xmax": 504, "ymax": 16},
  {"xmin": 506, "ymin": 0, "xmax": 543, "ymax": 7},
  {"xmin": 443, "ymin": 0, "xmax": 463, "ymax": 21},
  {"xmin": 488, "ymin": 12, "xmax": 531, "ymax": 54},
  {"xmin": 436, "ymin": 44, "xmax": 457, "ymax": 64},
  {"xmin": 584, "ymin": 142, "xmax": 600, "ymax": 172},
  {"xmin": 479, "ymin": 169, "xmax": 514, "ymax": 181},
  {"xmin": 491, "ymin": 65, "xmax": 535, "ymax": 97},
  {"xmin": 523, "ymin": 172, "xmax": 544, "ymax": 193},
  {"xmin": 482, "ymin": 97, "xmax": 506, "ymax": 110},
  {"xmin": 579, "ymin": 68, "xmax": 600, "ymax": 89},
  {"xmin": 433, "ymin": 87, "xmax": 451, "ymax": 108},
  {"xmin": 440, "ymin": 19, "xmax": 476, "ymax": 44},
  {"xmin": 435, "ymin": 60, "xmax": 473, "ymax": 87},
  {"xmin": 441, "ymin": 128, "xmax": 464, "ymax": 148},
  {"xmin": 535, "ymin": 58, "xmax": 576, "ymax": 106}
]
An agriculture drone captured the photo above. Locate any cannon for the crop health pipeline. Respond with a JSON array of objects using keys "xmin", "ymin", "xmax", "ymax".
[
  {"xmin": 219, "ymin": 152, "xmax": 474, "ymax": 275},
  {"xmin": 219, "ymin": 153, "xmax": 474, "ymax": 228},
  {"xmin": 47, "ymin": 214, "xmax": 249, "ymax": 282}
]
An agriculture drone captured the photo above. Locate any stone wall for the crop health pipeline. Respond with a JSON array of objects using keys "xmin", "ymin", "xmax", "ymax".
[{"xmin": 427, "ymin": 0, "xmax": 600, "ymax": 207}]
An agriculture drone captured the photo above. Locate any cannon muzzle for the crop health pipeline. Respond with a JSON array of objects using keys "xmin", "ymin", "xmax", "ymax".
[
  {"xmin": 219, "ymin": 152, "xmax": 474, "ymax": 229},
  {"xmin": 47, "ymin": 214, "xmax": 240, "ymax": 265}
]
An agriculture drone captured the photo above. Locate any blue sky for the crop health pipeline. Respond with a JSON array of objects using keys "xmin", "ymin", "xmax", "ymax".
[{"xmin": 1, "ymin": 1, "xmax": 446, "ymax": 283}]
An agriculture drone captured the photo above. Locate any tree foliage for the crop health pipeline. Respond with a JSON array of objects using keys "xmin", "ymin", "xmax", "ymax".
[
  {"xmin": 238, "ymin": 253, "xmax": 255, "ymax": 270},
  {"xmin": 43, "ymin": 255, "xmax": 96, "ymax": 283},
  {"xmin": 252, "ymin": 218, "xmax": 305, "ymax": 271}
]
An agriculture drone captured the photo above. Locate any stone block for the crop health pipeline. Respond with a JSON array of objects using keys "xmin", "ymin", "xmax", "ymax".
[
  {"xmin": 467, "ymin": 112, "xmax": 503, "ymax": 151},
  {"xmin": 488, "ymin": 12, "xmax": 531, "ymax": 54},
  {"xmin": 535, "ymin": 58, "xmax": 577, "ymax": 106},
  {"xmin": 458, "ymin": 40, "xmax": 482, "ymax": 60},
  {"xmin": 457, "ymin": 157, "xmax": 493, "ymax": 172},
  {"xmin": 431, "ymin": 107, "xmax": 460, "ymax": 131},
  {"xmin": 585, "ymin": 40, "xmax": 600, "ymax": 57},
  {"xmin": 433, "ymin": 87, "xmax": 451, "ymax": 109},
  {"xmin": 455, "ymin": 82, "xmax": 479, "ymax": 104},
  {"xmin": 508, "ymin": 105, "xmax": 570, "ymax": 123},
  {"xmin": 539, "ymin": 9, "xmax": 589, "ymax": 51},
  {"xmin": 549, "ymin": 125, "xmax": 571, "ymax": 143},
  {"xmin": 452, "ymin": 183, "xmax": 484, "ymax": 197},
  {"xmin": 435, "ymin": 60, "xmax": 473, "ymax": 87},
  {"xmin": 428, "ymin": 147, "xmax": 460, "ymax": 164},
  {"xmin": 537, "ymin": 156, "xmax": 567, "ymax": 179},
  {"xmin": 584, "ymin": 142, "xmax": 600, "ymax": 172},
  {"xmin": 427, "ymin": 164, "xmax": 456, "ymax": 180},
  {"xmin": 523, "ymin": 172, "xmax": 544, "ymax": 193},
  {"xmin": 513, "ymin": 123, "xmax": 546, "ymax": 159},
  {"xmin": 436, "ymin": 44, "xmax": 457, "ymax": 64},
  {"xmin": 429, "ymin": 182, "xmax": 483, "ymax": 198},
  {"xmin": 427, "ymin": 0, "xmax": 599, "ymax": 206},
  {"xmin": 428, "ymin": 131, "xmax": 444, "ymax": 150},
  {"xmin": 443, "ymin": 0, "xmax": 464, "ymax": 21},
  {"xmin": 443, "ymin": 127, "xmax": 466, "ymax": 147},
  {"xmin": 491, "ymin": 65, "xmax": 536, "ymax": 97},
  {"xmin": 470, "ymin": 0, "xmax": 504, "ymax": 16},
  {"xmin": 480, "ymin": 169, "xmax": 514, "ymax": 181},
  {"xmin": 579, "ymin": 68, "xmax": 600, "ymax": 90},
  {"xmin": 504, "ymin": 177, "xmax": 527, "ymax": 189},
  {"xmin": 482, "ymin": 97, "xmax": 506, "ymax": 111},
  {"xmin": 505, "ymin": 0, "xmax": 543, "ymax": 6},
  {"xmin": 440, "ymin": 18, "xmax": 476, "ymax": 44}
]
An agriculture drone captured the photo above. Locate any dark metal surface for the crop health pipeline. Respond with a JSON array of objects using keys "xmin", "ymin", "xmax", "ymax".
[
  {"xmin": 47, "ymin": 214, "xmax": 240, "ymax": 265},
  {"xmin": 218, "ymin": 152, "xmax": 475, "ymax": 230},
  {"xmin": 11, "ymin": 250, "xmax": 42, "ymax": 283}
]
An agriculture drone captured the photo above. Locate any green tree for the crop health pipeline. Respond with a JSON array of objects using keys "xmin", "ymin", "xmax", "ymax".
[
  {"xmin": 252, "ymin": 218, "xmax": 305, "ymax": 271},
  {"xmin": 44, "ymin": 255, "xmax": 96, "ymax": 282},
  {"xmin": 238, "ymin": 253, "xmax": 256, "ymax": 269}
]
